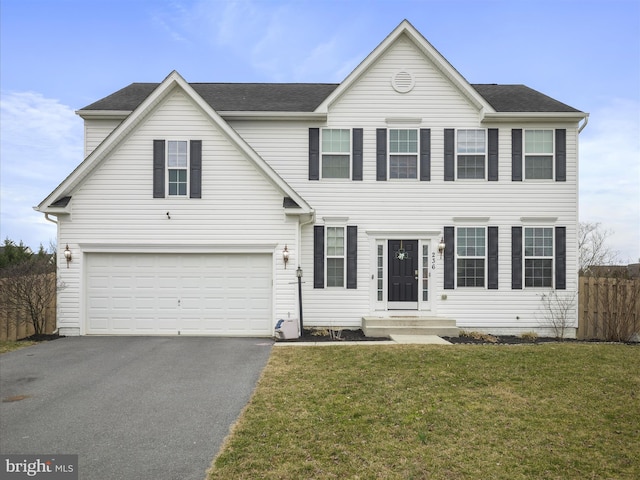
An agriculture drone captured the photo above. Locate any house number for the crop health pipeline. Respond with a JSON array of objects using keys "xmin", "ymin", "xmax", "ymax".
[{"xmin": 431, "ymin": 252, "xmax": 436, "ymax": 270}]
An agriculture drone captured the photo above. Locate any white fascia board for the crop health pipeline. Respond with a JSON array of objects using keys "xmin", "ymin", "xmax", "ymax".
[
  {"xmin": 219, "ymin": 111, "xmax": 327, "ymax": 122},
  {"xmin": 76, "ymin": 110, "xmax": 131, "ymax": 120},
  {"xmin": 481, "ymin": 111, "xmax": 588, "ymax": 124}
]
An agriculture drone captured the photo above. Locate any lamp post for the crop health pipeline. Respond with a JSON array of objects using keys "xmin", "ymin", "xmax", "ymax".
[{"xmin": 296, "ymin": 266, "xmax": 303, "ymax": 336}]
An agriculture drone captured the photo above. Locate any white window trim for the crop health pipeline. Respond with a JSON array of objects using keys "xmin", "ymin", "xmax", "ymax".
[
  {"xmin": 523, "ymin": 226, "xmax": 555, "ymax": 288},
  {"xmin": 320, "ymin": 128, "xmax": 351, "ymax": 180},
  {"xmin": 325, "ymin": 225, "xmax": 346, "ymax": 288},
  {"xmin": 455, "ymin": 128, "xmax": 487, "ymax": 181},
  {"xmin": 524, "ymin": 129, "xmax": 555, "ymax": 181},
  {"xmin": 166, "ymin": 139, "xmax": 190, "ymax": 197},
  {"xmin": 456, "ymin": 226, "xmax": 487, "ymax": 288},
  {"xmin": 388, "ymin": 128, "xmax": 419, "ymax": 180}
]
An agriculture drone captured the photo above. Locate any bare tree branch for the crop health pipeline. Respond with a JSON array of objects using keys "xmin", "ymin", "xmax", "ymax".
[{"xmin": 579, "ymin": 222, "xmax": 620, "ymax": 274}]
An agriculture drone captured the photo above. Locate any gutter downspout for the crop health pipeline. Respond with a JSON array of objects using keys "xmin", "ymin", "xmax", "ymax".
[
  {"xmin": 578, "ymin": 113, "xmax": 590, "ymax": 134},
  {"xmin": 42, "ymin": 212, "xmax": 60, "ymax": 335},
  {"xmin": 297, "ymin": 211, "xmax": 315, "ymax": 336}
]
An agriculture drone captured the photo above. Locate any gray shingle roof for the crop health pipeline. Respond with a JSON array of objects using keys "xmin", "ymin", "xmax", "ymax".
[
  {"xmin": 80, "ymin": 82, "xmax": 581, "ymax": 113},
  {"xmin": 471, "ymin": 84, "xmax": 581, "ymax": 113},
  {"xmin": 81, "ymin": 83, "xmax": 340, "ymax": 112}
]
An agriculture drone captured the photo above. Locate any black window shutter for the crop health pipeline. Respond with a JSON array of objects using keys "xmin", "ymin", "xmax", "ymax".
[
  {"xmin": 376, "ymin": 128, "xmax": 387, "ymax": 181},
  {"xmin": 488, "ymin": 128, "xmax": 499, "ymax": 181},
  {"xmin": 512, "ymin": 129, "xmax": 522, "ymax": 181},
  {"xmin": 555, "ymin": 226, "xmax": 566, "ymax": 289},
  {"xmin": 444, "ymin": 226, "xmax": 455, "ymax": 289},
  {"xmin": 444, "ymin": 129, "xmax": 455, "ymax": 181},
  {"xmin": 488, "ymin": 226, "xmax": 499, "ymax": 289},
  {"xmin": 352, "ymin": 129, "xmax": 363, "ymax": 181},
  {"xmin": 314, "ymin": 226, "xmax": 325, "ymax": 288},
  {"xmin": 309, "ymin": 128, "xmax": 320, "ymax": 181},
  {"xmin": 189, "ymin": 140, "xmax": 202, "ymax": 199},
  {"xmin": 153, "ymin": 140, "xmax": 165, "ymax": 198},
  {"xmin": 555, "ymin": 129, "xmax": 566, "ymax": 182},
  {"xmin": 346, "ymin": 226, "xmax": 358, "ymax": 289},
  {"xmin": 420, "ymin": 128, "xmax": 431, "ymax": 181},
  {"xmin": 511, "ymin": 226, "xmax": 523, "ymax": 289}
]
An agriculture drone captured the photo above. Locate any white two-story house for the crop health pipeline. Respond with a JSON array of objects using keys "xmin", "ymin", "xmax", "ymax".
[{"xmin": 36, "ymin": 20, "xmax": 588, "ymax": 338}]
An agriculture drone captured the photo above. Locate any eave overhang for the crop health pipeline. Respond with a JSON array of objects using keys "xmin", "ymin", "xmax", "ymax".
[
  {"xmin": 481, "ymin": 111, "xmax": 589, "ymax": 124},
  {"xmin": 77, "ymin": 109, "xmax": 328, "ymax": 123},
  {"xmin": 76, "ymin": 110, "xmax": 131, "ymax": 120}
]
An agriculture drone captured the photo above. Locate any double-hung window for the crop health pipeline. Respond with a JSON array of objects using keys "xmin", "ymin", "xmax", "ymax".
[
  {"xmin": 524, "ymin": 130, "xmax": 553, "ymax": 179},
  {"xmin": 389, "ymin": 129, "xmax": 418, "ymax": 179},
  {"xmin": 456, "ymin": 227, "xmax": 485, "ymax": 287},
  {"xmin": 167, "ymin": 140, "xmax": 188, "ymax": 196},
  {"xmin": 326, "ymin": 227, "xmax": 345, "ymax": 287},
  {"xmin": 321, "ymin": 129, "xmax": 350, "ymax": 179},
  {"xmin": 457, "ymin": 129, "xmax": 486, "ymax": 179},
  {"xmin": 524, "ymin": 227, "xmax": 553, "ymax": 287}
]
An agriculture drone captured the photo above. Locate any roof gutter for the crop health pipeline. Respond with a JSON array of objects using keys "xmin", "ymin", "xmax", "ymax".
[{"xmin": 578, "ymin": 113, "xmax": 590, "ymax": 134}]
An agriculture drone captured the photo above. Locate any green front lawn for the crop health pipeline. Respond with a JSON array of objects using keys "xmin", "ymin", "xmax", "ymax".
[{"xmin": 209, "ymin": 344, "xmax": 639, "ymax": 479}]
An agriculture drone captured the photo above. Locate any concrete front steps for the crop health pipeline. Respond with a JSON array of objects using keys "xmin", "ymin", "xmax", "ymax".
[{"xmin": 362, "ymin": 316, "xmax": 459, "ymax": 338}]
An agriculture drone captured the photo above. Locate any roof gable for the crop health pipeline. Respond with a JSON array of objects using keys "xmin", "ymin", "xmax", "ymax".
[
  {"xmin": 315, "ymin": 19, "xmax": 493, "ymax": 114},
  {"xmin": 38, "ymin": 71, "xmax": 312, "ymax": 213}
]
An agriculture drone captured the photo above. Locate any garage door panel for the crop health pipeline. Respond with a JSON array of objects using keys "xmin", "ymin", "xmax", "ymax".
[{"xmin": 86, "ymin": 253, "xmax": 272, "ymax": 335}]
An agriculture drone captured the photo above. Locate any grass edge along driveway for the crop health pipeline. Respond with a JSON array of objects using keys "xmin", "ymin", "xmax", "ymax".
[{"xmin": 209, "ymin": 344, "xmax": 639, "ymax": 480}]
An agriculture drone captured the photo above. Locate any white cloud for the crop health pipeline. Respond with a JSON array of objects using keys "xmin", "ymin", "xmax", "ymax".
[
  {"xmin": 579, "ymin": 97, "xmax": 640, "ymax": 263},
  {"xmin": 0, "ymin": 91, "xmax": 83, "ymax": 249}
]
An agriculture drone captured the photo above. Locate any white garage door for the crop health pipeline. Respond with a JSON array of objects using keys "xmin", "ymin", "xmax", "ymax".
[{"xmin": 86, "ymin": 253, "xmax": 272, "ymax": 336}]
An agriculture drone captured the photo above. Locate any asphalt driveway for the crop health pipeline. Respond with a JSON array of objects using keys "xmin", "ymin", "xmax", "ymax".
[{"xmin": 0, "ymin": 336, "xmax": 273, "ymax": 480}]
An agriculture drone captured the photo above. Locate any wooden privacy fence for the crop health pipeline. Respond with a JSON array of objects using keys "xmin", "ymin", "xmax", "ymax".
[
  {"xmin": 0, "ymin": 274, "xmax": 57, "ymax": 341},
  {"xmin": 578, "ymin": 276, "xmax": 640, "ymax": 341}
]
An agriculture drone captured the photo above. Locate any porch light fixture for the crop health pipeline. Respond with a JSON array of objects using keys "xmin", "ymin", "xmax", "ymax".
[
  {"xmin": 63, "ymin": 244, "xmax": 72, "ymax": 268},
  {"xmin": 438, "ymin": 238, "xmax": 446, "ymax": 258},
  {"xmin": 282, "ymin": 245, "xmax": 290, "ymax": 269}
]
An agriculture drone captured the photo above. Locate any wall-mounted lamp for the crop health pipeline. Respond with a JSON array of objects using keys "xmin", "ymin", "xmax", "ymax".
[
  {"xmin": 282, "ymin": 245, "xmax": 290, "ymax": 269},
  {"xmin": 64, "ymin": 244, "xmax": 72, "ymax": 268},
  {"xmin": 438, "ymin": 238, "xmax": 446, "ymax": 258}
]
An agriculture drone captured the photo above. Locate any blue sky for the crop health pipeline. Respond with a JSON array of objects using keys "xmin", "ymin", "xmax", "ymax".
[{"xmin": 1, "ymin": 0, "xmax": 639, "ymax": 262}]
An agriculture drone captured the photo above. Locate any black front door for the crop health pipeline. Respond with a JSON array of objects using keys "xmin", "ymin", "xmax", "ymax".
[{"xmin": 388, "ymin": 240, "xmax": 418, "ymax": 308}]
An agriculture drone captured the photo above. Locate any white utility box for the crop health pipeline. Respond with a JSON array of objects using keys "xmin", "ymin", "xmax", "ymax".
[{"xmin": 274, "ymin": 318, "xmax": 300, "ymax": 339}]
